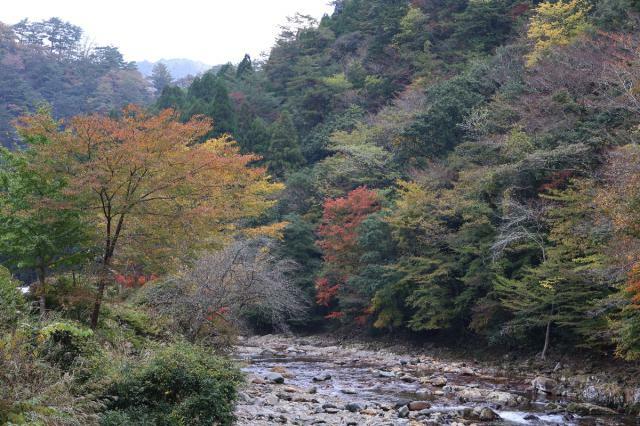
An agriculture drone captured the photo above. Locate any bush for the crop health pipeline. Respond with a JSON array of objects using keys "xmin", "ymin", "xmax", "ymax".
[
  {"xmin": 101, "ymin": 342, "xmax": 242, "ymax": 426},
  {"xmin": 37, "ymin": 320, "xmax": 95, "ymax": 370},
  {"xmin": 0, "ymin": 266, "xmax": 25, "ymax": 331}
]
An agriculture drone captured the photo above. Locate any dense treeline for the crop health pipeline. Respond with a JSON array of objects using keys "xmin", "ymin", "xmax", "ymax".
[
  {"xmin": 0, "ymin": 18, "xmax": 150, "ymax": 147},
  {"xmin": 154, "ymin": 0, "xmax": 640, "ymax": 360}
]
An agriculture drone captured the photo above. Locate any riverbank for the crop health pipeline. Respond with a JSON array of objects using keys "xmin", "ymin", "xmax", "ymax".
[{"xmin": 233, "ymin": 334, "xmax": 638, "ymax": 425}]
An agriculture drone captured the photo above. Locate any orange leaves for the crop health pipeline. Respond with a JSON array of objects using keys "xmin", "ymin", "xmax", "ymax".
[
  {"xmin": 315, "ymin": 277, "xmax": 341, "ymax": 307},
  {"xmin": 18, "ymin": 106, "xmax": 283, "ymax": 274},
  {"xmin": 317, "ymin": 187, "xmax": 380, "ymax": 267},
  {"xmin": 315, "ymin": 187, "xmax": 380, "ymax": 315}
]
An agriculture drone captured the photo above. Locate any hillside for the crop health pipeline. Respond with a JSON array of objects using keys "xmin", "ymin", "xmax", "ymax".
[
  {"xmin": 155, "ymin": 0, "xmax": 640, "ymax": 360},
  {"xmin": 5, "ymin": 1, "xmax": 640, "ymax": 424},
  {"xmin": 0, "ymin": 18, "xmax": 151, "ymax": 147}
]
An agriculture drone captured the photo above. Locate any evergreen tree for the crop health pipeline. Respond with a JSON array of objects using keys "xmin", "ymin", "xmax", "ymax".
[
  {"xmin": 150, "ymin": 62, "xmax": 173, "ymax": 93},
  {"xmin": 266, "ymin": 112, "xmax": 305, "ymax": 177},
  {"xmin": 236, "ymin": 54, "xmax": 254, "ymax": 79}
]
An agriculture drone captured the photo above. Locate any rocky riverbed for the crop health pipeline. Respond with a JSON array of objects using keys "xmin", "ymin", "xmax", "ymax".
[{"xmin": 233, "ymin": 335, "xmax": 636, "ymax": 425}]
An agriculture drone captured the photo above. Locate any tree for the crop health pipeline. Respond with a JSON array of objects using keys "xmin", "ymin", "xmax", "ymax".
[
  {"xmin": 144, "ymin": 239, "xmax": 307, "ymax": 340},
  {"xmin": 236, "ymin": 54, "xmax": 254, "ymax": 79},
  {"xmin": 526, "ymin": 0, "xmax": 591, "ymax": 66},
  {"xmin": 266, "ymin": 112, "xmax": 305, "ymax": 177},
  {"xmin": 18, "ymin": 107, "xmax": 283, "ymax": 328},
  {"xmin": 315, "ymin": 187, "xmax": 380, "ymax": 319},
  {"xmin": 0, "ymin": 141, "xmax": 90, "ymax": 318},
  {"xmin": 150, "ymin": 62, "xmax": 173, "ymax": 93},
  {"xmin": 496, "ymin": 185, "xmax": 611, "ymax": 359}
]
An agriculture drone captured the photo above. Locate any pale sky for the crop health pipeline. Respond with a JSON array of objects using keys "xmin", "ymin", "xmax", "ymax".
[{"xmin": 1, "ymin": 0, "xmax": 334, "ymax": 65}]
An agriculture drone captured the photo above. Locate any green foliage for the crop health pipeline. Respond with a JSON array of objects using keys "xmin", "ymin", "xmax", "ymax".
[
  {"xmin": 102, "ymin": 342, "xmax": 241, "ymax": 426},
  {"xmin": 37, "ymin": 320, "xmax": 95, "ymax": 369},
  {"xmin": 401, "ymin": 63, "xmax": 498, "ymax": 158},
  {"xmin": 266, "ymin": 112, "xmax": 305, "ymax": 177},
  {"xmin": 0, "ymin": 266, "xmax": 24, "ymax": 331}
]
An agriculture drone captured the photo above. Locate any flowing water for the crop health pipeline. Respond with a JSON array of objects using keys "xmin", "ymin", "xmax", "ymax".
[{"xmin": 234, "ymin": 335, "xmax": 634, "ymax": 425}]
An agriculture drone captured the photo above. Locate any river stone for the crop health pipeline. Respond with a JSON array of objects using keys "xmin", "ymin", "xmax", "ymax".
[
  {"xmin": 430, "ymin": 376, "xmax": 448, "ymax": 387},
  {"xmin": 398, "ymin": 405, "xmax": 410, "ymax": 418},
  {"xmin": 415, "ymin": 388, "xmax": 434, "ymax": 400},
  {"xmin": 341, "ymin": 388, "xmax": 358, "ymax": 394},
  {"xmin": 532, "ymin": 376, "xmax": 556, "ymax": 394},
  {"xmin": 408, "ymin": 401, "xmax": 431, "ymax": 411},
  {"xmin": 345, "ymin": 402, "xmax": 364, "ymax": 412},
  {"xmin": 313, "ymin": 373, "xmax": 332, "ymax": 382},
  {"xmin": 264, "ymin": 372, "xmax": 285, "ymax": 384},
  {"xmin": 378, "ymin": 370, "xmax": 395, "ymax": 378},
  {"xmin": 582, "ymin": 383, "xmax": 625, "ymax": 408},
  {"xmin": 478, "ymin": 407, "xmax": 499, "ymax": 421},
  {"xmin": 460, "ymin": 367, "xmax": 475, "ymax": 376},
  {"xmin": 567, "ymin": 402, "xmax": 618, "ymax": 416}
]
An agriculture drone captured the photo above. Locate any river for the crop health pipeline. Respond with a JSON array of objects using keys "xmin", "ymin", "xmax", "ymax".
[{"xmin": 233, "ymin": 335, "xmax": 634, "ymax": 425}]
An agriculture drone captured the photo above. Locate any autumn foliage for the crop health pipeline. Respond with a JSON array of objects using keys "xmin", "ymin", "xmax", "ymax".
[
  {"xmin": 315, "ymin": 187, "xmax": 380, "ymax": 317},
  {"xmin": 18, "ymin": 106, "xmax": 283, "ymax": 327}
]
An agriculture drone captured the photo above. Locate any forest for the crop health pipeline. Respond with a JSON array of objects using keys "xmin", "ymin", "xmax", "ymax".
[{"xmin": 4, "ymin": 0, "xmax": 640, "ymax": 424}]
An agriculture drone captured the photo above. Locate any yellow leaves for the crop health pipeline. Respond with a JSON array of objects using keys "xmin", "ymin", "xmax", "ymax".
[
  {"xmin": 526, "ymin": 0, "xmax": 591, "ymax": 67},
  {"xmin": 18, "ymin": 107, "xmax": 284, "ymax": 274},
  {"xmin": 243, "ymin": 222, "xmax": 288, "ymax": 240}
]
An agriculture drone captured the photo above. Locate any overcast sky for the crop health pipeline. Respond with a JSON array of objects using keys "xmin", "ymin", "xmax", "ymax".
[{"xmin": 1, "ymin": 1, "xmax": 334, "ymax": 65}]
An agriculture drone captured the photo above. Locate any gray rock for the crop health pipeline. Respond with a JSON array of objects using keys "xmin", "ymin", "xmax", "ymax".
[
  {"xmin": 313, "ymin": 373, "xmax": 332, "ymax": 382},
  {"xmin": 264, "ymin": 372, "xmax": 285, "ymax": 384},
  {"xmin": 398, "ymin": 405, "xmax": 410, "ymax": 418},
  {"xmin": 582, "ymin": 383, "xmax": 625, "ymax": 408},
  {"xmin": 345, "ymin": 402, "xmax": 364, "ymax": 412},
  {"xmin": 430, "ymin": 376, "xmax": 448, "ymax": 387},
  {"xmin": 415, "ymin": 388, "xmax": 434, "ymax": 400},
  {"xmin": 567, "ymin": 402, "xmax": 618, "ymax": 416},
  {"xmin": 532, "ymin": 376, "xmax": 556, "ymax": 394},
  {"xmin": 478, "ymin": 407, "xmax": 499, "ymax": 421}
]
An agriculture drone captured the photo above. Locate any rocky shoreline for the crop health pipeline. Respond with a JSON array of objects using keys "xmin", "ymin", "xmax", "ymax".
[{"xmin": 233, "ymin": 334, "xmax": 637, "ymax": 425}]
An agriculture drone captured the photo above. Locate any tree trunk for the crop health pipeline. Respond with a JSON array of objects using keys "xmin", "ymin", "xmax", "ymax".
[
  {"xmin": 37, "ymin": 266, "xmax": 47, "ymax": 319},
  {"xmin": 541, "ymin": 303, "xmax": 554, "ymax": 360},
  {"xmin": 90, "ymin": 257, "xmax": 112, "ymax": 329},
  {"xmin": 90, "ymin": 278, "xmax": 106, "ymax": 329}
]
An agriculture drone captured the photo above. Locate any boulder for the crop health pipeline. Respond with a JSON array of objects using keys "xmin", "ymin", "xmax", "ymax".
[
  {"xmin": 566, "ymin": 402, "xmax": 618, "ymax": 416},
  {"xmin": 408, "ymin": 401, "xmax": 431, "ymax": 411},
  {"xmin": 345, "ymin": 402, "xmax": 364, "ymax": 412},
  {"xmin": 398, "ymin": 405, "xmax": 410, "ymax": 418},
  {"xmin": 478, "ymin": 407, "xmax": 499, "ymax": 421},
  {"xmin": 264, "ymin": 372, "xmax": 284, "ymax": 384},
  {"xmin": 582, "ymin": 383, "xmax": 625, "ymax": 408},
  {"xmin": 532, "ymin": 376, "xmax": 556, "ymax": 394},
  {"xmin": 415, "ymin": 388, "xmax": 434, "ymax": 400},
  {"xmin": 312, "ymin": 373, "xmax": 332, "ymax": 382},
  {"xmin": 430, "ymin": 376, "xmax": 448, "ymax": 387}
]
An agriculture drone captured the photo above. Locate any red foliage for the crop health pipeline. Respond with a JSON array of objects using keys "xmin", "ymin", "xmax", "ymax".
[
  {"xmin": 325, "ymin": 311, "xmax": 345, "ymax": 320},
  {"xmin": 315, "ymin": 277, "xmax": 341, "ymax": 307},
  {"xmin": 317, "ymin": 187, "xmax": 380, "ymax": 266},
  {"xmin": 114, "ymin": 273, "xmax": 158, "ymax": 289},
  {"xmin": 315, "ymin": 187, "xmax": 380, "ymax": 315}
]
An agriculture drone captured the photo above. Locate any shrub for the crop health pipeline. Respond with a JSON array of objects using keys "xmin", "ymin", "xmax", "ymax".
[
  {"xmin": 37, "ymin": 320, "xmax": 95, "ymax": 370},
  {"xmin": 101, "ymin": 342, "xmax": 242, "ymax": 426},
  {"xmin": 0, "ymin": 265, "xmax": 25, "ymax": 332}
]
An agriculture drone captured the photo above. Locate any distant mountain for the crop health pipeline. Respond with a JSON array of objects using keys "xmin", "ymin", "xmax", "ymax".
[{"xmin": 136, "ymin": 58, "xmax": 213, "ymax": 80}]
